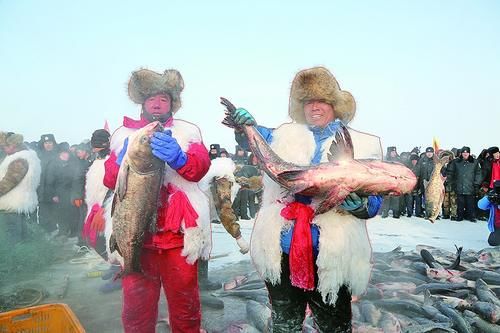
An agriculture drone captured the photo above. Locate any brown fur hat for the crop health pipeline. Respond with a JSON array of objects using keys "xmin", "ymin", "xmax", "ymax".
[
  {"xmin": 0, "ymin": 132, "xmax": 24, "ymax": 147},
  {"xmin": 289, "ymin": 67, "xmax": 356, "ymax": 124},
  {"xmin": 128, "ymin": 68, "xmax": 184, "ymax": 113}
]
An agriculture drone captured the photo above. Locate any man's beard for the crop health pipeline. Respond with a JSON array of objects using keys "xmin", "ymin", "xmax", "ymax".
[{"xmin": 143, "ymin": 111, "xmax": 172, "ymax": 123}]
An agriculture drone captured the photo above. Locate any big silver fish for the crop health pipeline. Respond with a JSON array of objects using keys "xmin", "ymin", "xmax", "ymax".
[
  {"xmin": 424, "ymin": 151, "xmax": 452, "ymax": 223},
  {"xmin": 109, "ymin": 121, "xmax": 165, "ymax": 277},
  {"xmin": 221, "ymin": 97, "xmax": 417, "ymax": 214}
]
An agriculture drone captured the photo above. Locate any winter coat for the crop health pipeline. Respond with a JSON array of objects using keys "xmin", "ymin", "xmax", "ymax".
[
  {"xmin": 417, "ymin": 156, "xmax": 435, "ymax": 182},
  {"xmin": 103, "ymin": 116, "xmax": 211, "ymax": 264},
  {"xmin": 447, "ymin": 155, "xmax": 483, "ymax": 195},
  {"xmin": 36, "ymin": 150, "xmax": 59, "ymax": 203},
  {"xmin": 46, "ymin": 157, "xmax": 80, "ymax": 205},
  {"xmin": 249, "ymin": 122, "xmax": 383, "ymax": 304},
  {"xmin": 478, "ymin": 196, "xmax": 499, "ymax": 233}
]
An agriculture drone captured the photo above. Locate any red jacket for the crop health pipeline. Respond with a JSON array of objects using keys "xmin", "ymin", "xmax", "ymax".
[{"xmin": 104, "ymin": 116, "xmax": 210, "ymax": 250}]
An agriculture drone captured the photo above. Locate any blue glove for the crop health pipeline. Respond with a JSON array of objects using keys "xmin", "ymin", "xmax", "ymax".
[
  {"xmin": 233, "ymin": 108, "xmax": 256, "ymax": 126},
  {"xmin": 116, "ymin": 138, "xmax": 128, "ymax": 166},
  {"xmin": 150, "ymin": 130, "xmax": 187, "ymax": 170},
  {"xmin": 340, "ymin": 192, "xmax": 364, "ymax": 211}
]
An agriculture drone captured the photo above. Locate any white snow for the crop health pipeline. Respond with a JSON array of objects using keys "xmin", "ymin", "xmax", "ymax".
[{"xmin": 208, "ymin": 216, "xmax": 491, "ymax": 270}]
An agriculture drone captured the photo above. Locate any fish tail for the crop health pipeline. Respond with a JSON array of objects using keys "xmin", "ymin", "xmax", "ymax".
[{"xmin": 220, "ymin": 97, "xmax": 240, "ymax": 130}]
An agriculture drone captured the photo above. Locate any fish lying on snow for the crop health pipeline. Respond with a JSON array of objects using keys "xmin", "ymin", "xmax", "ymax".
[
  {"xmin": 109, "ymin": 121, "xmax": 165, "ymax": 277},
  {"xmin": 220, "ymin": 97, "xmax": 417, "ymax": 214}
]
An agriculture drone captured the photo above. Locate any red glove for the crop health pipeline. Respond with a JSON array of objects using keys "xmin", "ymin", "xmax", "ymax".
[{"xmin": 90, "ymin": 208, "xmax": 106, "ymax": 232}]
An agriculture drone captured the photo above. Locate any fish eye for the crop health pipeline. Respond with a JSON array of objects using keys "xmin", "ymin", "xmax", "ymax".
[{"xmin": 141, "ymin": 136, "xmax": 149, "ymax": 144}]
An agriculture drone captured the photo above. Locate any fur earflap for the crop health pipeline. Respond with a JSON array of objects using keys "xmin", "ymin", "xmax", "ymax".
[
  {"xmin": 0, "ymin": 132, "xmax": 23, "ymax": 147},
  {"xmin": 128, "ymin": 68, "xmax": 184, "ymax": 113},
  {"xmin": 289, "ymin": 67, "xmax": 356, "ymax": 124}
]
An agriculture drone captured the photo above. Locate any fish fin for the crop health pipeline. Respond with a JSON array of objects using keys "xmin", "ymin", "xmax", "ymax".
[
  {"xmin": 315, "ymin": 186, "xmax": 351, "ymax": 215},
  {"xmin": 116, "ymin": 163, "xmax": 129, "ymax": 201},
  {"xmin": 423, "ymin": 290, "xmax": 434, "ymax": 306},
  {"xmin": 278, "ymin": 170, "xmax": 305, "ymax": 182},
  {"xmin": 327, "ymin": 124, "xmax": 354, "ymax": 162}
]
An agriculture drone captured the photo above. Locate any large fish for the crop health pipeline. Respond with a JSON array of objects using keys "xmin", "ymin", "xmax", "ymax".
[
  {"xmin": 109, "ymin": 121, "xmax": 165, "ymax": 277},
  {"xmin": 220, "ymin": 97, "xmax": 417, "ymax": 214},
  {"xmin": 424, "ymin": 151, "xmax": 452, "ymax": 223}
]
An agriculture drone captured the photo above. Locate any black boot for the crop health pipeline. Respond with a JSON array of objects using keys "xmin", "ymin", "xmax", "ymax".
[{"xmin": 198, "ymin": 259, "xmax": 221, "ymax": 290}]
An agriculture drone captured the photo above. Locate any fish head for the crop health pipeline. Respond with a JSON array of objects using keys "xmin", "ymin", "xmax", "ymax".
[
  {"xmin": 478, "ymin": 252, "xmax": 491, "ymax": 263},
  {"xmin": 426, "ymin": 268, "xmax": 440, "ymax": 279},
  {"xmin": 127, "ymin": 121, "xmax": 164, "ymax": 172},
  {"xmin": 425, "ymin": 199, "xmax": 440, "ymax": 223}
]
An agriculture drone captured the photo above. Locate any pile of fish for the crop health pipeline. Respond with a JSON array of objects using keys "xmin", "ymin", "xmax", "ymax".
[
  {"xmin": 216, "ymin": 246, "xmax": 500, "ymax": 332},
  {"xmin": 352, "ymin": 245, "xmax": 500, "ymax": 333}
]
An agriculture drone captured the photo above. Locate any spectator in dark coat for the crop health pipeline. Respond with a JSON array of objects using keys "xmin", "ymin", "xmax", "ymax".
[
  {"xmin": 381, "ymin": 147, "xmax": 402, "ymax": 219},
  {"xmin": 415, "ymin": 147, "xmax": 436, "ymax": 218},
  {"xmin": 447, "ymin": 146, "xmax": 483, "ymax": 222},
  {"xmin": 405, "ymin": 153, "xmax": 421, "ymax": 217},
  {"xmin": 36, "ymin": 134, "xmax": 60, "ymax": 233},
  {"xmin": 208, "ymin": 144, "xmax": 220, "ymax": 160},
  {"xmin": 73, "ymin": 143, "xmax": 92, "ymax": 242},
  {"xmin": 232, "ymin": 145, "xmax": 248, "ymax": 165},
  {"xmin": 46, "ymin": 147, "xmax": 80, "ymax": 236}
]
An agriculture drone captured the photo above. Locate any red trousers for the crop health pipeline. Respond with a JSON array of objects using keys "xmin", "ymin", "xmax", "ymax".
[{"xmin": 122, "ymin": 247, "xmax": 200, "ymax": 333}]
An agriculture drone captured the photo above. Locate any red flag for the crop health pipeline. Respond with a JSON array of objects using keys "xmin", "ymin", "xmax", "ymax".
[{"xmin": 104, "ymin": 120, "xmax": 110, "ymax": 133}]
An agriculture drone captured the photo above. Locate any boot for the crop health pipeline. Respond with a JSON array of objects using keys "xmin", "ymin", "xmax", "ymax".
[{"xmin": 198, "ymin": 259, "xmax": 221, "ymax": 290}]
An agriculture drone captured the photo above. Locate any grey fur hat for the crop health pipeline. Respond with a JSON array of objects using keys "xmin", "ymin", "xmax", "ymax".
[
  {"xmin": 289, "ymin": 67, "xmax": 356, "ymax": 124},
  {"xmin": 128, "ymin": 68, "xmax": 184, "ymax": 113}
]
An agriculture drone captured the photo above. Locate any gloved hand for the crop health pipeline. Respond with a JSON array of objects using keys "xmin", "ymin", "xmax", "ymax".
[
  {"xmin": 150, "ymin": 130, "xmax": 187, "ymax": 170},
  {"xmin": 91, "ymin": 207, "xmax": 106, "ymax": 232},
  {"xmin": 340, "ymin": 192, "xmax": 364, "ymax": 211},
  {"xmin": 236, "ymin": 236, "xmax": 250, "ymax": 254},
  {"xmin": 73, "ymin": 199, "xmax": 83, "ymax": 208},
  {"xmin": 233, "ymin": 108, "xmax": 256, "ymax": 126},
  {"xmin": 116, "ymin": 138, "xmax": 129, "ymax": 166}
]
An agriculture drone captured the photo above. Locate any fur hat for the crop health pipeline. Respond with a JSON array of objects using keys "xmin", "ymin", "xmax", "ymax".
[
  {"xmin": 0, "ymin": 132, "xmax": 23, "ymax": 147},
  {"xmin": 489, "ymin": 146, "xmax": 499, "ymax": 155},
  {"xmin": 128, "ymin": 68, "xmax": 184, "ymax": 113},
  {"xmin": 289, "ymin": 67, "xmax": 356, "ymax": 124},
  {"xmin": 461, "ymin": 146, "xmax": 471, "ymax": 154},
  {"xmin": 40, "ymin": 134, "xmax": 56, "ymax": 144},
  {"xmin": 409, "ymin": 153, "xmax": 419, "ymax": 161},
  {"xmin": 425, "ymin": 147, "xmax": 434, "ymax": 153}
]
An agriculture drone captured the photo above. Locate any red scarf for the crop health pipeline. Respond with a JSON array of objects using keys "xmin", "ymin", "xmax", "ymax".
[
  {"xmin": 280, "ymin": 202, "xmax": 315, "ymax": 290},
  {"xmin": 157, "ymin": 184, "xmax": 198, "ymax": 232}
]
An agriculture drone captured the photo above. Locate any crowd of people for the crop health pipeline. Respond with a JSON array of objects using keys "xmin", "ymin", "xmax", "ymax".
[
  {"xmin": 380, "ymin": 145, "xmax": 499, "ymax": 224},
  {"xmin": 0, "ymin": 65, "xmax": 498, "ymax": 332}
]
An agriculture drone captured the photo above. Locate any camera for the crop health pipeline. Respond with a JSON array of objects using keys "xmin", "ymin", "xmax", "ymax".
[{"xmin": 488, "ymin": 185, "xmax": 500, "ymax": 205}]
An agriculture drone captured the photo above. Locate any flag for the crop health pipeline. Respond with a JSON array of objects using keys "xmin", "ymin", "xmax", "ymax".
[
  {"xmin": 432, "ymin": 137, "xmax": 440, "ymax": 153},
  {"xmin": 104, "ymin": 120, "xmax": 110, "ymax": 133}
]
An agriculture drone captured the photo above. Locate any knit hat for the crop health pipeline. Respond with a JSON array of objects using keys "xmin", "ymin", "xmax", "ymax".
[
  {"xmin": 289, "ymin": 67, "xmax": 356, "ymax": 124},
  {"xmin": 90, "ymin": 129, "xmax": 110, "ymax": 149}
]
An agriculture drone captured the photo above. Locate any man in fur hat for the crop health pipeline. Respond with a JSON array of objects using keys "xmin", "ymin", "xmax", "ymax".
[
  {"xmin": 100, "ymin": 68, "xmax": 210, "ymax": 333},
  {"xmin": 233, "ymin": 67, "xmax": 383, "ymax": 332},
  {"xmin": 0, "ymin": 132, "xmax": 41, "ymax": 244}
]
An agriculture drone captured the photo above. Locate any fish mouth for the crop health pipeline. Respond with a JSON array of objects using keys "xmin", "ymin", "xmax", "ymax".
[{"xmin": 144, "ymin": 121, "xmax": 164, "ymax": 136}]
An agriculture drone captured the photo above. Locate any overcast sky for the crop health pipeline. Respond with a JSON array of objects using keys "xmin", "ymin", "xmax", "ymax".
[{"xmin": 1, "ymin": 0, "xmax": 498, "ymax": 154}]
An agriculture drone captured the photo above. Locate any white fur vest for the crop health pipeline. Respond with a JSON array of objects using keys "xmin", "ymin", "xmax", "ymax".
[
  {"xmin": 107, "ymin": 119, "xmax": 211, "ymax": 264},
  {"xmin": 250, "ymin": 122, "xmax": 382, "ymax": 304},
  {"xmin": 84, "ymin": 158, "xmax": 108, "ymax": 218},
  {"xmin": 0, "ymin": 149, "xmax": 41, "ymax": 214}
]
